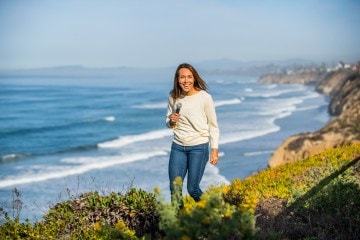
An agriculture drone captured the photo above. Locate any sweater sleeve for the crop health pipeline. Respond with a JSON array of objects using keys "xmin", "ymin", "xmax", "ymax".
[
  {"xmin": 204, "ymin": 93, "xmax": 220, "ymax": 149},
  {"xmin": 165, "ymin": 95, "xmax": 174, "ymax": 128}
]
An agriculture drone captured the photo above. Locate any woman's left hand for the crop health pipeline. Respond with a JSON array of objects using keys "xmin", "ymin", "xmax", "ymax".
[{"xmin": 210, "ymin": 148, "xmax": 219, "ymax": 165}]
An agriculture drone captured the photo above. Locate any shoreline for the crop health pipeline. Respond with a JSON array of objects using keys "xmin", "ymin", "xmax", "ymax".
[
  {"xmin": 265, "ymin": 67, "xmax": 360, "ymax": 167},
  {"xmin": 217, "ymin": 88, "xmax": 329, "ymax": 181}
]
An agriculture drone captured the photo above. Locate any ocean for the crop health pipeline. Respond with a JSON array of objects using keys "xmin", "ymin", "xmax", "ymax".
[{"xmin": 0, "ymin": 73, "xmax": 329, "ymax": 222}]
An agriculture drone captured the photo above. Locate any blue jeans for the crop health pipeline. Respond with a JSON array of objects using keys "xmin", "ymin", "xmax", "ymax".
[{"xmin": 168, "ymin": 142, "xmax": 209, "ymax": 202}]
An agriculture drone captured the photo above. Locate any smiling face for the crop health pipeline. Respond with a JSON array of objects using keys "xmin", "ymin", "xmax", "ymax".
[
  {"xmin": 177, "ymin": 67, "xmax": 197, "ymax": 96},
  {"xmin": 171, "ymin": 63, "xmax": 207, "ymax": 100}
]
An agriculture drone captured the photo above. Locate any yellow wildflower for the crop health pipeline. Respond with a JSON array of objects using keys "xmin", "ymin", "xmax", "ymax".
[
  {"xmin": 153, "ymin": 187, "xmax": 161, "ymax": 195},
  {"xmin": 222, "ymin": 206, "xmax": 233, "ymax": 218},
  {"xmin": 115, "ymin": 220, "xmax": 127, "ymax": 231},
  {"xmin": 197, "ymin": 199, "xmax": 206, "ymax": 209},
  {"xmin": 124, "ymin": 229, "xmax": 136, "ymax": 237},
  {"xmin": 94, "ymin": 222, "xmax": 102, "ymax": 232},
  {"xmin": 222, "ymin": 185, "xmax": 230, "ymax": 195}
]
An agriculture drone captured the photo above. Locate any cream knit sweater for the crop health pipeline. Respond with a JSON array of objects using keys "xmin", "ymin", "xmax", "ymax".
[{"xmin": 166, "ymin": 90, "xmax": 219, "ymax": 149}]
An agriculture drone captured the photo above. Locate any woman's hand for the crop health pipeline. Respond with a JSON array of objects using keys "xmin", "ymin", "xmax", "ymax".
[
  {"xmin": 170, "ymin": 113, "xmax": 180, "ymax": 128},
  {"xmin": 210, "ymin": 148, "xmax": 219, "ymax": 165}
]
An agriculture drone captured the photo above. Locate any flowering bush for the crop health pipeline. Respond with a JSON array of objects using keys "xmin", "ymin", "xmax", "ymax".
[{"xmin": 1, "ymin": 143, "xmax": 359, "ymax": 239}]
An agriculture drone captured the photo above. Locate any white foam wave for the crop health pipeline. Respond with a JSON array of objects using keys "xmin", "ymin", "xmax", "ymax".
[
  {"xmin": 98, "ymin": 129, "xmax": 172, "ymax": 148},
  {"xmin": 244, "ymin": 150, "xmax": 273, "ymax": 156},
  {"xmin": 256, "ymin": 97, "xmax": 303, "ymax": 116},
  {"xmin": 215, "ymin": 98, "xmax": 242, "ymax": 107},
  {"xmin": 257, "ymin": 91, "xmax": 324, "ymax": 119},
  {"xmin": 133, "ymin": 98, "xmax": 242, "ymax": 110},
  {"xmin": 276, "ymin": 111, "xmax": 292, "ymax": 119},
  {"xmin": 1, "ymin": 153, "xmax": 24, "ymax": 161},
  {"xmin": 220, "ymin": 126, "xmax": 280, "ymax": 145},
  {"xmin": 219, "ymin": 90, "xmax": 320, "ymax": 145},
  {"xmin": 0, "ymin": 151, "xmax": 167, "ymax": 188},
  {"xmin": 202, "ymin": 164, "xmax": 230, "ymax": 186},
  {"xmin": 133, "ymin": 102, "xmax": 167, "ymax": 109},
  {"xmin": 104, "ymin": 116, "xmax": 116, "ymax": 122},
  {"xmin": 299, "ymin": 91, "xmax": 322, "ymax": 100},
  {"xmin": 219, "ymin": 88, "xmax": 325, "ymax": 145},
  {"xmin": 296, "ymin": 105, "xmax": 322, "ymax": 112},
  {"xmin": 246, "ymin": 87, "xmax": 305, "ymax": 98},
  {"xmin": 265, "ymin": 84, "xmax": 278, "ymax": 89}
]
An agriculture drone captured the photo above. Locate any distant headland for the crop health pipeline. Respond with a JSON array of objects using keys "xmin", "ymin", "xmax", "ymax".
[{"xmin": 258, "ymin": 61, "xmax": 360, "ymax": 167}]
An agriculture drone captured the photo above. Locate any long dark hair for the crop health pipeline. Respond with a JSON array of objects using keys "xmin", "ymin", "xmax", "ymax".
[{"xmin": 170, "ymin": 63, "xmax": 208, "ymax": 100}]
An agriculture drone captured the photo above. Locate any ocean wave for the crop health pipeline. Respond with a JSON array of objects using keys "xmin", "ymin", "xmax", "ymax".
[
  {"xmin": 243, "ymin": 150, "xmax": 273, "ymax": 156},
  {"xmin": 133, "ymin": 98, "xmax": 242, "ymax": 110},
  {"xmin": 245, "ymin": 87, "xmax": 306, "ymax": 98},
  {"xmin": 220, "ymin": 126, "xmax": 280, "ymax": 145},
  {"xmin": 54, "ymin": 144, "xmax": 99, "ymax": 154},
  {"xmin": 299, "ymin": 91, "xmax": 322, "ymax": 100},
  {"xmin": 202, "ymin": 164, "xmax": 230, "ymax": 186},
  {"xmin": 264, "ymin": 84, "xmax": 278, "ymax": 89},
  {"xmin": 0, "ymin": 144, "xmax": 98, "ymax": 163},
  {"xmin": 0, "ymin": 116, "xmax": 117, "ymax": 136},
  {"xmin": 98, "ymin": 129, "xmax": 173, "ymax": 148},
  {"xmin": 256, "ymin": 98, "xmax": 301, "ymax": 116},
  {"xmin": 0, "ymin": 151, "xmax": 168, "ymax": 188},
  {"xmin": 215, "ymin": 79, "xmax": 257, "ymax": 85},
  {"xmin": 296, "ymin": 105, "xmax": 323, "ymax": 112},
  {"xmin": 0, "ymin": 153, "xmax": 27, "ymax": 162},
  {"xmin": 104, "ymin": 116, "xmax": 116, "ymax": 122},
  {"xmin": 256, "ymin": 91, "xmax": 324, "ymax": 118},
  {"xmin": 132, "ymin": 103, "xmax": 167, "ymax": 109},
  {"xmin": 215, "ymin": 98, "xmax": 242, "ymax": 107},
  {"xmin": 215, "ymin": 79, "xmax": 225, "ymax": 84}
]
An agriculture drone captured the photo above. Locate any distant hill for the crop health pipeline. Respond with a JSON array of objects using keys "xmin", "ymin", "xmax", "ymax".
[{"xmin": 0, "ymin": 65, "xmax": 172, "ymax": 79}]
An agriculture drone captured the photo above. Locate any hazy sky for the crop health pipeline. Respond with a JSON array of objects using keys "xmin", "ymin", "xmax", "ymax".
[{"xmin": 0, "ymin": 0, "xmax": 359, "ymax": 69}]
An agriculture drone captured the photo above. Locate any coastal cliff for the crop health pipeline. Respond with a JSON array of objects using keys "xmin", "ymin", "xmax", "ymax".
[{"xmin": 259, "ymin": 65, "xmax": 360, "ymax": 168}]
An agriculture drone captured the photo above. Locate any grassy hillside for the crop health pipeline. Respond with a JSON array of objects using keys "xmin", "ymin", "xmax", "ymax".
[
  {"xmin": 1, "ymin": 143, "xmax": 360, "ymax": 239},
  {"xmin": 224, "ymin": 143, "xmax": 360, "ymax": 239}
]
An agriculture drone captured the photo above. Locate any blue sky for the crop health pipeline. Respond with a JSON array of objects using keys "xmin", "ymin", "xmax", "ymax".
[{"xmin": 0, "ymin": 0, "xmax": 359, "ymax": 69}]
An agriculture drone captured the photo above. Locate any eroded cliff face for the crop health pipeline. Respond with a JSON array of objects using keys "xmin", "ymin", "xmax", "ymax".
[
  {"xmin": 266, "ymin": 68, "xmax": 360, "ymax": 168},
  {"xmin": 315, "ymin": 69, "xmax": 355, "ymax": 95}
]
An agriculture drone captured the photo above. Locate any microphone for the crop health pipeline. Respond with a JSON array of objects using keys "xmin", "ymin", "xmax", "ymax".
[{"xmin": 175, "ymin": 102, "xmax": 182, "ymax": 114}]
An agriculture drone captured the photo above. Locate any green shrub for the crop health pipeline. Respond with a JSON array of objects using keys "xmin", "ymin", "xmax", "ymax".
[
  {"xmin": 156, "ymin": 177, "xmax": 257, "ymax": 240},
  {"xmin": 0, "ymin": 188, "xmax": 160, "ymax": 239}
]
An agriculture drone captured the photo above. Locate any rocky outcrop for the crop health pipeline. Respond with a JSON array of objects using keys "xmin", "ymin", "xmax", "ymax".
[
  {"xmin": 327, "ymin": 71, "xmax": 360, "ymax": 115},
  {"xmin": 266, "ymin": 67, "xmax": 360, "ymax": 168},
  {"xmin": 315, "ymin": 69, "xmax": 355, "ymax": 95}
]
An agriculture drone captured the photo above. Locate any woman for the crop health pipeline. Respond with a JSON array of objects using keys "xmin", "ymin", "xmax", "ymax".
[{"xmin": 166, "ymin": 63, "xmax": 220, "ymax": 202}]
